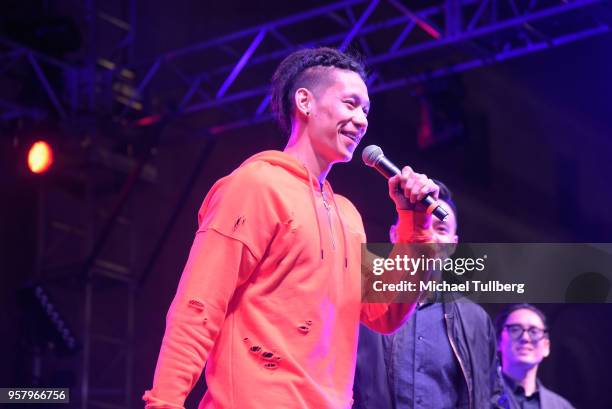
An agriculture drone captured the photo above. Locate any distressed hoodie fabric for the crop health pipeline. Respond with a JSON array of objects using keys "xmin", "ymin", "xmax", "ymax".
[{"xmin": 143, "ymin": 150, "xmax": 429, "ymax": 409}]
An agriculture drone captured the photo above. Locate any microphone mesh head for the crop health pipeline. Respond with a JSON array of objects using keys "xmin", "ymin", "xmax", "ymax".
[{"xmin": 362, "ymin": 145, "xmax": 383, "ymax": 167}]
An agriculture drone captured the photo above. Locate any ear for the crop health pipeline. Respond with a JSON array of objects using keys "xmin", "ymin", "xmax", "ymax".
[
  {"xmin": 541, "ymin": 338, "xmax": 551, "ymax": 358},
  {"xmin": 389, "ymin": 224, "xmax": 397, "ymax": 243},
  {"xmin": 294, "ymin": 87, "xmax": 312, "ymax": 118}
]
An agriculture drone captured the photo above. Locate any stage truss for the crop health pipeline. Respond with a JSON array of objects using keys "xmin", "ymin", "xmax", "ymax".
[{"xmin": 0, "ymin": 0, "xmax": 608, "ymax": 133}]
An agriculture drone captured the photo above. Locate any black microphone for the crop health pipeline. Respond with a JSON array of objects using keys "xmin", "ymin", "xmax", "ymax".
[{"xmin": 361, "ymin": 145, "xmax": 448, "ymax": 221}]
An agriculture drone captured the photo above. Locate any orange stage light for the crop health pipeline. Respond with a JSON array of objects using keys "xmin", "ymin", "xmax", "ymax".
[{"xmin": 27, "ymin": 141, "xmax": 54, "ymax": 174}]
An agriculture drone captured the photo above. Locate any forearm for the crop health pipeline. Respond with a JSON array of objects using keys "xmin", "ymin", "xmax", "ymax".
[
  {"xmin": 145, "ymin": 297, "xmax": 225, "ymax": 407},
  {"xmin": 361, "ymin": 210, "xmax": 434, "ymax": 333},
  {"xmin": 144, "ymin": 230, "xmax": 258, "ymax": 407},
  {"xmin": 361, "ymin": 302, "xmax": 416, "ymax": 334},
  {"xmin": 394, "ymin": 208, "xmax": 433, "ymax": 242}
]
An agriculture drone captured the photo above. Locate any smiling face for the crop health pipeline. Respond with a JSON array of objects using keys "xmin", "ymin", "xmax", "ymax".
[
  {"xmin": 301, "ymin": 68, "xmax": 370, "ymax": 164},
  {"xmin": 499, "ymin": 308, "xmax": 550, "ymax": 371}
]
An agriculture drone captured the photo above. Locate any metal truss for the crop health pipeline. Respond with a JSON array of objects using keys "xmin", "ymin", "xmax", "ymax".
[
  {"xmin": 0, "ymin": 0, "xmax": 608, "ymax": 129},
  {"xmin": 0, "ymin": 0, "xmax": 137, "ymax": 123},
  {"xmin": 34, "ymin": 159, "xmax": 139, "ymax": 409},
  {"xmin": 2, "ymin": 2, "xmax": 139, "ymax": 409},
  {"xmin": 121, "ymin": 0, "xmax": 609, "ymax": 133},
  {"xmin": 0, "ymin": 35, "xmax": 78, "ymax": 121}
]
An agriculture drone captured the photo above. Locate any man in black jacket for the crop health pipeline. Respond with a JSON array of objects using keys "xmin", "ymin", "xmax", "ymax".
[{"xmin": 353, "ymin": 180, "xmax": 503, "ymax": 409}]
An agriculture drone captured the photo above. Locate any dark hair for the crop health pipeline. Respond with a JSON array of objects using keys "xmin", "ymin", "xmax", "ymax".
[
  {"xmin": 270, "ymin": 47, "xmax": 367, "ymax": 134},
  {"xmin": 494, "ymin": 303, "xmax": 548, "ymax": 341},
  {"xmin": 432, "ymin": 178, "xmax": 458, "ymax": 226}
]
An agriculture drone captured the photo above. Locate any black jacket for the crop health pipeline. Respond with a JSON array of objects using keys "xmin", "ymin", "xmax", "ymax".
[
  {"xmin": 353, "ymin": 294, "xmax": 504, "ymax": 409},
  {"xmin": 444, "ymin": 294, "xmax": 505, "ymax": 409}
]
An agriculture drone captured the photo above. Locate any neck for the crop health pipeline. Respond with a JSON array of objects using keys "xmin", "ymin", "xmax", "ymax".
[
  {"xmin": 284, "ymin": 128, "xmax": 333, "ymax": 185},
  {"xmin": 504, "ymin": 364, "xmax": 539, "ymax": 397}
]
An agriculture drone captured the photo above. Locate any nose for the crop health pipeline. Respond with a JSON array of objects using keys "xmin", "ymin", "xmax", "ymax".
[
  {"xmin": 353, "ymin": 110, "xmax": 368, "ymax": 133},
  {"xmin": 518, "ymin": 329, "xmax": 531, "ymax": 343}
]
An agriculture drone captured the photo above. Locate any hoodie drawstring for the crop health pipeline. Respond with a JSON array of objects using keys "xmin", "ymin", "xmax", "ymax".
[
  {"xmin": 325, "ymin": 182, "xmax": 349, "ymax": 269},
  {"xmin": 305, "ymin": 168, "xmax": 325, "ymax": 260}
]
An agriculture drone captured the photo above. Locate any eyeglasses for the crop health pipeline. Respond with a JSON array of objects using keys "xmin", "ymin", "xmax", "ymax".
[{"xmin": 504, "ymin": 324, "xmax": 548, "ymax": 342}]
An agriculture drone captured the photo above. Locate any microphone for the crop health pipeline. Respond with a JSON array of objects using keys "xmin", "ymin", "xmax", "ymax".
[{"xmin": 361, "ymin": 145, "xmax": 448, "ymax": 221}]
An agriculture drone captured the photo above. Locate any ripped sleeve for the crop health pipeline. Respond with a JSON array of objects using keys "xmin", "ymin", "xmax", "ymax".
[
  {"xmin": 143, "ymin": 229, "xmax": 259, "ymax": 408},
  {"xmin": 360, "ymin": 209, "xmax": 434, "ymax": 334}
]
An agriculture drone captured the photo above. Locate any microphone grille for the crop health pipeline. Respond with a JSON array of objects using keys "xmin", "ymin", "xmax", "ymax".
[{"xmin": 362, "ymin": 145, "xmax": 383, "ymax": 167}]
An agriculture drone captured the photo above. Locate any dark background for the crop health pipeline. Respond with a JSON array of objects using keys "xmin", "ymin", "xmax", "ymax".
[{"xmin": 1, "ymin": 1, "xmax": 611, "ymax": 408}]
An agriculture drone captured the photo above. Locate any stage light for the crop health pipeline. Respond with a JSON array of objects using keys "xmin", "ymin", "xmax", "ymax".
[
  {"xmin": 27, "ymin": 141, "xmax": 54, "ymax": 174},
  {"xmin": 19, "ymin": 285, "xmax": 79, "ymax": 353},
  {"xmin": 134, "ymin": 114, "xmax": 161, "ymax": 127}
]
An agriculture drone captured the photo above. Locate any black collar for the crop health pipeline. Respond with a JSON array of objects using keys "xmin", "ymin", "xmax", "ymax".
[{"xmin": 503, "ymin": 373, "xmax": 541, "ymax": 399}]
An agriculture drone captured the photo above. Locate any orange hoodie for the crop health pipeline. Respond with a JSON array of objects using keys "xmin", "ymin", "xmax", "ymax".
[{"xmin": 143, "ymin": 151, "xmax": 430, "ymax": 409}]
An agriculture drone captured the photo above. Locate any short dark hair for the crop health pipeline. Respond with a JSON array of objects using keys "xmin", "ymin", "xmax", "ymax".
[
  {"xmin": 432, "ymin": 178, "xmax": 458, "ymax": 226},
  {"xmin": 494, "ymin": 303, "xmax": 548, "ymax": 341},
  {"xmin": 270, "ymin": 47, "xmax": 367, "ymax": 134}
]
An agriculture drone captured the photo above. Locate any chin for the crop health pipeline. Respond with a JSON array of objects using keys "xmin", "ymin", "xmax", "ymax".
[
  {"xmin": 344, "ymin": 150, "xmax": 355, "ymax": 160},
  {"xmin": 342, "ymin": 145, "xmax": 358, "ymax": 160},
  {"xmin": 339, "ymin": 152, "xmax": 354, "ymax": 163},
  {"xmin": 329, "ymin": 149, "xmax": 354, "ymax": 164},
  {"xmin": 515, "ymin": 357, "xmax": 539, "ymax": 368}
]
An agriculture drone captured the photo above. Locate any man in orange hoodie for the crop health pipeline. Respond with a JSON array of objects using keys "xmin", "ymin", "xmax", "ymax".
[{"xmin": 143, "ymin": 47, "xmax": 440, "ymax": 409}]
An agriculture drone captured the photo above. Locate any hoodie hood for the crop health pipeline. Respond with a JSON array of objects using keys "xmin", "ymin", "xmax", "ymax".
[{"xmin": 240, "ymin": 150, "xmax": 317, "ymax": 186}]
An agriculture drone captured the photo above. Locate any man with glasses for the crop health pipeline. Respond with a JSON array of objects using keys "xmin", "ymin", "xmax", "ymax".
[{"xmin": 495, "ymin": 304, "xmax": 575, "ymax": 409}]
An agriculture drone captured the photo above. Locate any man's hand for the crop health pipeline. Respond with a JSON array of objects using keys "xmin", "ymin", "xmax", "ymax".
[{"xmin": 388, "ymin": 166, "xmax": 439, "ymax": 211}]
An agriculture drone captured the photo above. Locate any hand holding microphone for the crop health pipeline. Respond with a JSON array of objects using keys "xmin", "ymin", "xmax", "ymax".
[{"xmin": 362, "ymin": 145, "xmax": 448, "ymax": 222}]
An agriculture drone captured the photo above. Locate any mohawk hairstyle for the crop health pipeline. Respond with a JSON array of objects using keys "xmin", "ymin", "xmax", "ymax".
[{"xmin": 270, "ymin": 47, "xmax": 367, "ymax": 134}]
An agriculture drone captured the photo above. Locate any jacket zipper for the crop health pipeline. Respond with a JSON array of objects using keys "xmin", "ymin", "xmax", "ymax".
[
  {"xmin": 445, "ymin": 313, "xmax": 473, "ymax": 409},
  {"xmin": 321, "ymin": 190, "xmax": 336, "ymax": 250}
]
